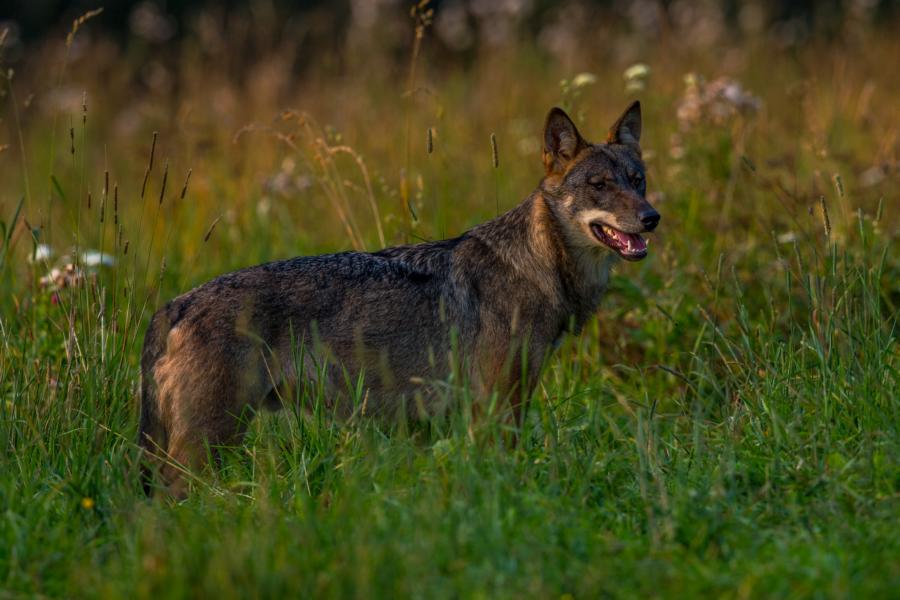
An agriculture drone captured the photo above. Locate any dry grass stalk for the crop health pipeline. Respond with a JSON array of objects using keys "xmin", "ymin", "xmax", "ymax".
[
  {"xmin": 101, "ymin": 170, "xmax": 108, "ymax": 223},
  {"xmin": 406, "ymin": 1, "xmax": 434, "ymax": 96},
  {"xmin": 329, "ymin": 145, "xmax": 385, "ymax": 247},
  {"xmin": 279, "ymin": 110, "xmax": 382, "ymax": 250},
  {"xmin": 66, "ymin": 8, "xmax": 104, "ymax": 49}
]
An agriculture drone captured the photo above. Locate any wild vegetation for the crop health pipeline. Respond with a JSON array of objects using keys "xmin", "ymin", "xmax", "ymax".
[{"xmin": 0, "ymin": 3, "xmax": 897, "ymax": 597}]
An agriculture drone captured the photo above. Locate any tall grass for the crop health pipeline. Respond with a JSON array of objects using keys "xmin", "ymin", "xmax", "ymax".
[{"xmin": 0, "ymin": 8, "xmax": 898, "ymax": 598}]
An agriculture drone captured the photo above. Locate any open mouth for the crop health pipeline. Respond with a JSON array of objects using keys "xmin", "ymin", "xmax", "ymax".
[{"xmin": 590, "ymin": 222, "xmax": 648, "ymax": 261}]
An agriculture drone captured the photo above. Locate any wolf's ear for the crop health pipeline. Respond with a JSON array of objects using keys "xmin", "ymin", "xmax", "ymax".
[
  {"xmin": 543, "ymin": 107, "xmax": 587, "ymax": 175},
  {"xmin": 607, "ymin": 100, "xmax": 642, "ymax": 153}
]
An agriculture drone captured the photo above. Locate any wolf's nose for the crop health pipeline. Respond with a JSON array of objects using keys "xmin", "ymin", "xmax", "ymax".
[{"xmin": 639, "ymin": 209, "xmax": 660, "ymax": 231}]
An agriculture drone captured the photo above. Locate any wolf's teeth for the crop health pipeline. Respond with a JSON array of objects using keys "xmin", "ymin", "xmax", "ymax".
[{"xmin": 602, "ymin": 225, "xmax": 615, "ymax": 236}]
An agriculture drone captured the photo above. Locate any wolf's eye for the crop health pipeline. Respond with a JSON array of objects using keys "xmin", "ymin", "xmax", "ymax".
[
  {"xmin": 631, "ymin": 173, "xmax": 644, "ymax": 186},
  {"xmin": 590, "ymin": 177, "xmax": 609, "ymax": 190}
]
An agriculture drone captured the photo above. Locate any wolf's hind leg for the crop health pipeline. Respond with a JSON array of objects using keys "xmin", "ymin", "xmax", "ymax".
[
  {"xmin": 159, "ymin": 398, "xmax": 257, "ymax": 497},
  {"xmin": 150, "ymin": 324, "xmax": 286, "ymax": 496},
  {"xmin": 156, "ymin": 361, "xmax": 269, "ymax": 497}
]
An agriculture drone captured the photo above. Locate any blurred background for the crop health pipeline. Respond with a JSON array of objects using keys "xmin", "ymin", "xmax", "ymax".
[
  {"xmin": 3, "ymin": 1, "xmax": 899, "ymax": 52},
  {"xmin": 0, "ymin": 0, "xmax": 897, "ymax": 315}
]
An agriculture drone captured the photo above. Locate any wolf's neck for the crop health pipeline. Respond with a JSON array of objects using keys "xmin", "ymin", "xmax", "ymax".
[{"xmin": 469, "ymin": 192, "xmax": 615, "ymax": 333}]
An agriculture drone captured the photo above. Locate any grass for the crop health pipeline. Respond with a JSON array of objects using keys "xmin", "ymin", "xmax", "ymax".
[{"xmin": 1, "ymin": 6, "xmax": 898, "ymax": 598}]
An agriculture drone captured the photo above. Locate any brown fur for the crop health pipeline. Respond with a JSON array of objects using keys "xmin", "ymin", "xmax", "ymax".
[{"xmin": 138, "ymin": 103, "xmax": 660, "ymax": 496}]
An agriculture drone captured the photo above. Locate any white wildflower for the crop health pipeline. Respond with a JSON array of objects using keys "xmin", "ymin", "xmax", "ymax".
[
  {"xmin": 29, "ymin": 244, "xmax": 53, "ymax": 263},
  {"xmin": 571, "ymin": 72, "xmax": 597, "ymax": 88},
  {"xmin": 81, "ymin": 250, "xmax": 116, "ymax": 268},
  {"xmin": 624, "ymin": 63, "xmax": 650, "ymax": 93},
  {"xmin": 624, "ymin": 63, "xmax": 650, "ymax": 81}
]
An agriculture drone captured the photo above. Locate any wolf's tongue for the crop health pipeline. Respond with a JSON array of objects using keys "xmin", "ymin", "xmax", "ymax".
[
  {"xmin": 609, "ymin": 228, "xmax": 647, "ymax": 252},
  {"xmin": 626, "ymin": 232, "xmax": 647, "ymax": 252}
]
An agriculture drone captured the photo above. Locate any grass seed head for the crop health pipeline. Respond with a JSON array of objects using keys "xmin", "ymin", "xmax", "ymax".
[
  {"xmin": 491, "ymin": 133, "xmax": 498, "ymax": 168},
  {"xmin": 832, "ymin": 173, "xmax": 844, "ymax": 198},
  {"xmin": 158, "ymin": 160, "xmax": 169, "ymax": 205},
  {"xmin": 66, "ymin": 8, "xmax": 103, "ymax": 49},
  {"xmin": 141, "ymin": 132, "xmax": 159, "ymax": 199},
  {"xmin": 204, "ymin": 217, "xmax": 221, "ymax": 242},
  {"xmin": 180, "ymin": 169, "xmax": 192, "ymax": 200},
  {"xmin": 819, "ymin": 195, "xmax": 831, "ymax": 238}
]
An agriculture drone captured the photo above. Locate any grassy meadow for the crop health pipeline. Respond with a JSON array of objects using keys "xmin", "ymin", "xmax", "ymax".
[{"xmin": 1, "ymin": 4, "xmax": 898, "ymax": 598}]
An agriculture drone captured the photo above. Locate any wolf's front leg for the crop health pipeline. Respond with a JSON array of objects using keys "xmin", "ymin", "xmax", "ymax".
[{"xmin": 473, "ymin": 339, "xmax": 546, "ymax": 434}]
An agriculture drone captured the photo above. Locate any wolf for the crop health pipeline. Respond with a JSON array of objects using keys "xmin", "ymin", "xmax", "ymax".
[{"xmin": 139, "ymin": 102, "xmax": 660, "ymax": 495}]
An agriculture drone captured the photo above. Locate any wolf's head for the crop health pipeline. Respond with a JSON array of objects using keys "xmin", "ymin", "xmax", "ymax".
[{"xmin": 540, "ymin": 102, "xmax": 659, "ymax": 261}]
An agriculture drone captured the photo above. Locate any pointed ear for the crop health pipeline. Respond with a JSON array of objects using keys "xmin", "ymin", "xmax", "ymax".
[
  {"xmin": 543, "ymin": 107, "xmax": 587, "ymax": 175},
  {"xmin": 607, "ymin": 100, "xmax": 642, "ymax": 153}
]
